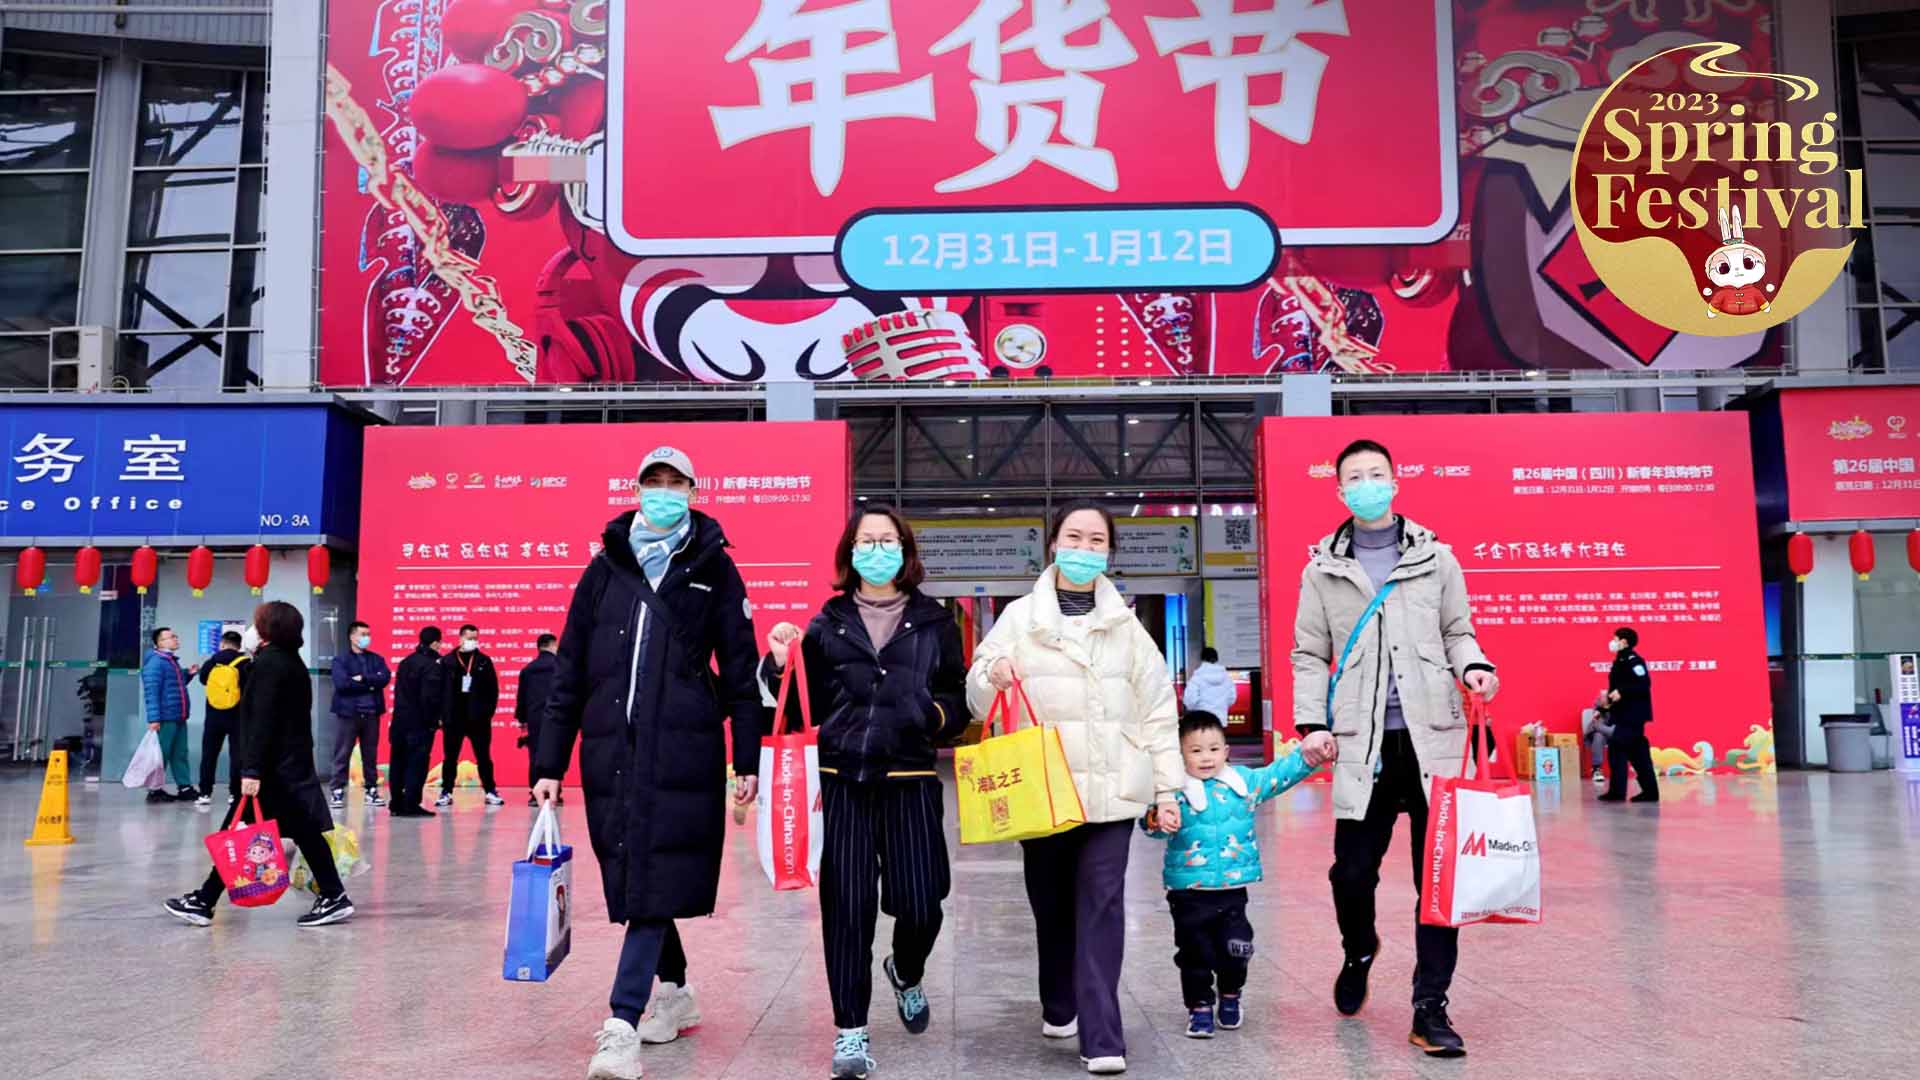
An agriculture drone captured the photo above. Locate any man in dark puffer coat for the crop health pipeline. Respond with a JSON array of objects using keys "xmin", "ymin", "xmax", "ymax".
[{"xmin": 533, "ymin": 445, "xmax": 763, "ymax": 1079}]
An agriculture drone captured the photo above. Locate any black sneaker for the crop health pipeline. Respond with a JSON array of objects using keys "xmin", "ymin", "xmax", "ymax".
[
  {"xmin": 146, "ymin": 789, "xmax": 174, "ymax": 804},
  {"xmin": 176, "ymin": 785, "xmax": 201, "ymax": 802},
  {"xmin": 1334, "ymin": 952, "xmax": 1374, "ymax": 1016},
  {"xmin": 365, "ymin": 788, "xmax": 388, "ymax": 807},
  {"xmin": 163, "ymin": 893, "xmax": 214, "ymax": 927},
  {"xmin": 329, "ymin": 788, "xmax": 345, "ymax": 809},
  {"xmin": 1630, "ymin": 793, "xmax": 1660, "ymax": 803},
  {"xmin": 297, "ymin": 893, "xmax": 356, "ymax": 928},
  {"xmin": 527, "ymin": 791, "xmax": 540, "ymax": 807},
  {"xmin": 1410, "ymin": 1000, "xmax": 1466, "ymax": 1057},
  {"xmin": 883, "ymin": 954, "xmax": 931, "ymax": 1035}
]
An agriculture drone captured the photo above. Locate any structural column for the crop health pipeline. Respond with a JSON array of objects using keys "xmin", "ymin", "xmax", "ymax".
[{"xmin": 260, "ymin": 0, "xmax": 326, "ymax": 388}]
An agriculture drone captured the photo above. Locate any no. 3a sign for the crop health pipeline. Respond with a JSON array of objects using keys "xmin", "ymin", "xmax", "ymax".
[{"xmin": 607, "ymin": 1, "xmax": 1457, "ymax": 290}]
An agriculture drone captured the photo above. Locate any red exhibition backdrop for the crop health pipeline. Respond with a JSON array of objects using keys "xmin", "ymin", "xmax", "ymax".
[
  {"xmin": 357, "ymin": 421, "xmax": 851, "ymax": 788},
  {"xmin": 1778, "ymin": 387, "xmax": 1920, "ymax": 522},
  {"xmin": 318, "ymin": 1, "xmax": 1781, "ymax": 389},
  {"xmin": 1257, "ymin": 414, "xmax": 1774, "ymax": 775}
]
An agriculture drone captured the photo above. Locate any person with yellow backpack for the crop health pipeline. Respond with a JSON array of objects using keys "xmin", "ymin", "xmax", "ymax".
[{"xmin": 194, "ymin": 630, "xmax": 251, "ymax": 810}]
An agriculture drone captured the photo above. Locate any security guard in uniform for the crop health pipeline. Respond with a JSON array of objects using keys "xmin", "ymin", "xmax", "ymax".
[{"xmin": 1598, "ymin": 626, "xmax": 1659, "ymax": 803}]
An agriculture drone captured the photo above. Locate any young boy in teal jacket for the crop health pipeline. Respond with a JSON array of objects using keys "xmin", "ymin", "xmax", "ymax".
[{"xmin": 1143, "ymin": 711, "xmax": 1333, "ymax": 1037}]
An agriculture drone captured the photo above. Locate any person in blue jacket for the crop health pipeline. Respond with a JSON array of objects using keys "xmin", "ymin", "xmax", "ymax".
[
  {"xmin": 1142, "ymin": 711, "xmax": 1335, "ymax": 1038},
  {"xmin": 329, "ymin": 620, "xmax": 393, "ymax": 808},
  {"xmin": 141, "ymin": 626, "xmax": 200, "ymax": 803}
]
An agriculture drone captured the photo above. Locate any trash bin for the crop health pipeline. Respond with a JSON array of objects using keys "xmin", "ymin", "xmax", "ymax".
[{"xmin": 1821, "ymin": 714, "xmax": 1874, "ymax": 773}]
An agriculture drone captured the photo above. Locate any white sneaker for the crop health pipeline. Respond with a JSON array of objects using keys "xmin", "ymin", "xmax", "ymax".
[
  {"xmin": 435, "ymin": 792, "xmax": 454, "ymax": 807},
  {"xmin": 484, "ymin": 791, "xmax": 506, "ymax": 807},
  {"xmin": 586, "ymin": 1018, "xmax": 642, "ymax": 1080},
  {"xmin": 193, "ymin": 795, "xmax": 211, "ymax": 809},
  {"xmin": 636, "ymin": 983, "xmax": 700, "ymax": 1044},
  {"xmin": 1043, "ymin": 1018, "xmax": 1079, "ymax": 1039},
  {"xmin": 1082, "ymin": 1056, "xmax": 1127, "ymax": 1074}
]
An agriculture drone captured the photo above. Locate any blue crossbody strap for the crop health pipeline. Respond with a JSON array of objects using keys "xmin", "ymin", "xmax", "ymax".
[{"xmin": 1326, "ymin": 580, "xmax": 1397, "ymax": 726}]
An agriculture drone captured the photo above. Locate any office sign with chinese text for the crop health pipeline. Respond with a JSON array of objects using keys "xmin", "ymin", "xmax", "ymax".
[
  {"xmin": 608, "ymin": 0, "xmax": 1456, "ymax": 290},
  {"xmin": 0, "ymin": 405, "xmax": 361, "ymax": 543}
]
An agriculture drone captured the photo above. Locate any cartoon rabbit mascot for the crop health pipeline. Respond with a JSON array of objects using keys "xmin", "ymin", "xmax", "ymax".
[{"xmin": 1703, "ymin": 204, "xmax": 1773, "ymax": 318}]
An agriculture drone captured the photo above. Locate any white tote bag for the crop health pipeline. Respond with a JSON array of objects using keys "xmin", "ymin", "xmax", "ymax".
[
  {"xmin": 757, "ymin": 642, "xmax": 823, "ymax": 890},
  {"xmin": 1421, "ymin": 692, "xmax": 1543, "ymax": 928},
  {"xmin": 121, "ymin": 729, "xmax": 167, "ymax": 790}
]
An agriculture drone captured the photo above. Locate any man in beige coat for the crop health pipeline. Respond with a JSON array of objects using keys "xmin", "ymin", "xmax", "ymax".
[{"xmin": 1291, "ymin": 439, "xmax": 1499, "ymax": 1059}]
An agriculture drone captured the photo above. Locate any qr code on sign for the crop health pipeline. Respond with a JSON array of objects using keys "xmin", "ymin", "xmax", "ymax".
[{"xmin": 1222, "ymin": 519, "xmax": 1253, "ymax": 547}]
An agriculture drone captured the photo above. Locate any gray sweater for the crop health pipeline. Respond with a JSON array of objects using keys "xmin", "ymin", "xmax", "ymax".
[{"xmin": 1351, "ymin": 521, "xmax": 1406, "ymax": 731}]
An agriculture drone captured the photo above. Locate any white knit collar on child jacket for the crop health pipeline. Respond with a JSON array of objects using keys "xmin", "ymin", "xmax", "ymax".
[{"xmin": 1182, "ymin": 767, "xmax": 1250, "ymax": 812}]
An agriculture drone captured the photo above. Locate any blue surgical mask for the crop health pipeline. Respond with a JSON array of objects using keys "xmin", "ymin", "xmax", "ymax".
[
  {"xmin": 353, "ymin": 634, "xmax": 371, "ymax": 650},
  {"xmin": 1341, "ymin": 479, "xmax": 1395, "ymax": 522},
  {"xmin": 851, "ymin": 544, "xmax": 905, "ymax": 587},
  {"xmin": 640, "ymin": 487, "xmax": 690, "ymax": 529},
  {"xmin": 1055, "ymin": 548, "xmax": 1108, "ymax": 586}
]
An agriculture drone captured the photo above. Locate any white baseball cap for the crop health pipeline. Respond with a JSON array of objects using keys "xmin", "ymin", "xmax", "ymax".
[{"xmin": 638, "ymin": 445, "xmax": 697, "ymax": 485}]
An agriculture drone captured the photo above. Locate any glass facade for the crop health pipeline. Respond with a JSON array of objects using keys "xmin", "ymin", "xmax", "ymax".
[
  {"xmin": 0, "ymin": 38, "xmax": 265, "ymax": 391},
  {"xmin": 121, "ymin": 63, "xmax": 267, "ymax": 389},
  {"xmin": 0, "ymin": 50, "xmax": 96, "ymax": 388},
  {"xmin": 1838, "ymin": 11, "xmax": 1920, "ymax": 372}
]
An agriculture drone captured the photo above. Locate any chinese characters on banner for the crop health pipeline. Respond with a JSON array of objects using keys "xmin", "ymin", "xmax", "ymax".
[
  {"xmin": 1777, "ymin": 387, "xmax": 1920, "ymax": 520},
  {"xmin": 358, "ymin": 421, "xmax": 851, "ymax": 786},
  {"xmin": 1258, "ymin": 413, "xmax": 1772, "ymax": 773}
]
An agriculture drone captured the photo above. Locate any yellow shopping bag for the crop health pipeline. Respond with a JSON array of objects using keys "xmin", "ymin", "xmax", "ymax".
[{"xmin": 955, "ymin": 679, "xmax": 1085, "ymax": 845}]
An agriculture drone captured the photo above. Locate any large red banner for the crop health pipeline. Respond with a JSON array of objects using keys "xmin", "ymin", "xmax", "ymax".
[
  {"xmin": 1257, "ymin": 414, "xmax": 1773, "ymax": 775},
  {"xmin": 318, "ymin": 1, "xmax": 1781, "ymax": 388},
  {"xmin": 357, "ymin": 421, "xmax": 851, "ymax": 787},
  {"xmin": 1779, "ymin": 387, "xmax": 1920, "ymax": 522},
  {"xmin": 609, "ymin": 0, "xmax": 1453, "ymax": 254}
]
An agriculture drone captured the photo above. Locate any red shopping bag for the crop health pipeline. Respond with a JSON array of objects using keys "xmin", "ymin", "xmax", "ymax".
[
  {"xmin": 203, "ymin": 795, "xmax": 291, "ymax": 908},
  {"xmin": 756, "ymin": 640, "xmax": 822, "ymax": 891},
  {"xmin": 1420, "ymin": 690, "xmax": 1542, "ymax": 928}
]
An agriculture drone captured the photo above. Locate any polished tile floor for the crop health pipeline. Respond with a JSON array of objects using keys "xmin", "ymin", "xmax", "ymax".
[{"xmin": 6, "ymin": 767, "xmax": 1916, "ymax": 1080}]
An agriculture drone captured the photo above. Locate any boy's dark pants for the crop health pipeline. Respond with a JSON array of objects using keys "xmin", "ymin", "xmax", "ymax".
[{"xmin": 1168, "ymin": 886, "xmax": 1253, "ymax": 1008}]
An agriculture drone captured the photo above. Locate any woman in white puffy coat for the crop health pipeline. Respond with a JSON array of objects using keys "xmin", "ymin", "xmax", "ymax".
[{"xmin": 967, "ymin": 503, "xmax": 1182, "ymax": 1076}]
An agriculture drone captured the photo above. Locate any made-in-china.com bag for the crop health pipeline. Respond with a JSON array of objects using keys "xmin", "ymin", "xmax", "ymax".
[
  {"xmin": 757, "ymin": 641, "xmax": 823, "ymax": 891},
  {"xmin": 503, "ymin": 803, "xmax": 572, "ymax": 982},
  {"xmin": 203, "ymin": 795, "xmax": 290, "ymax": 908},
  {"xmin": 1421, "ymin": 690, "xmax": 1542, "ymax": 928},
  {"xmin": 955, "ymin": 678, "xmax": 1084, "ymax": 845}
]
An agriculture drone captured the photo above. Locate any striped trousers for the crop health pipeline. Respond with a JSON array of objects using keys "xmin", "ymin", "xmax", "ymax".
[{"xmin": 820, "ymin": 774, "xmax": 951, "ymax": 1029}]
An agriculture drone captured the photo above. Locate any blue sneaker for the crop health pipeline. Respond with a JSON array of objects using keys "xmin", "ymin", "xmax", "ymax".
[
  {"xmin": 831, "ymin": 1028, "xmax": 875, "ymax": 1079},
  {"xmin": 1217, "ymin": 993, "xmax": 1243, "ymax": 1030},
  {"xmin": 883, "ymin": 954, "xmax": 931, "ymax": 1035},
  {"xmin": 1185, "ymin": 1006, "xmax": 1215, "ymax": 1039}
]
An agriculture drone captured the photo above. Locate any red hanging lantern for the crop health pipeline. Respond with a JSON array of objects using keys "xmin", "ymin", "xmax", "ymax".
[
  {"xmin": 1908, "ymin": 529, "xmax": 1920, "ymax": 578},
  {"xmin": 244, "ymin": 544, "xmax": 271, "ymax": 595},
  {"xmin": 1849, "ymin": 529, "xmax": 1875, "ymax": 581},
  {"xmin": 186, "ymin": 545, "xmax": 215, "ymax": 598},
  {"xmin": 308, "ymin": 545, "xmax": 331, "ymax": 595},
  {"xmin": 73, "ymin": 545, "xmax": 101, "ymax": 594},
  {"xmin": 131, "ymin": 545, "xmax": 158, "ymax": 595},
  {"xmin": 15, "ymin": 546, "xmax": 46, "ymax": 596},
  {"xmin": 1786, "ymin": 532, "xmax": 1814, "ymax": 582}
]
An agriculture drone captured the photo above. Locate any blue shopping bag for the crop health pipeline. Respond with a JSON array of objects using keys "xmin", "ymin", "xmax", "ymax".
[{"xmin": 503, "ymin": 803, "xmax": 572, "ymax": 982}]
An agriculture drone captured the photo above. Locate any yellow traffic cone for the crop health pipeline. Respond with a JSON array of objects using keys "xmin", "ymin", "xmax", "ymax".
[{"xmin": 24, "ymin": 749, "xmax": 76, "ymax": 847}]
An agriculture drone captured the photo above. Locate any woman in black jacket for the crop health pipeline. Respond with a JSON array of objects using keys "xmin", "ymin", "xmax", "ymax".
[
  {"xmin": 530, "ymin": 447, "xmax": 763, "ymax": 1080},
  {"xmin": 763, "ymin": 505, "xmax": 969, "ymax": 1080},
  {"xmin": 163, "ymin": 601, "xmax": 355, "ymax": 928}
]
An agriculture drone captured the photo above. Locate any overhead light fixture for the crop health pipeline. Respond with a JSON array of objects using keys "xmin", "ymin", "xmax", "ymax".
[
  {"xmin": 957, "ymin": 417, "xmax": 970, "ymax": 424},
  {"xmin": 1138, "ymin": 378, "xmax": 1153, "ymax": 387},
  {"xmin": 1105, "ymin": 491, "xmax": 1116, "ymax": 497},
  {"xmin": 1126, "ymin": 417, "xmax": 1141, "ymax": 425}
]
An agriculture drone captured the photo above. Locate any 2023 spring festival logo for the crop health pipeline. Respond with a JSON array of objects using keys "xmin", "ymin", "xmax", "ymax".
[{"xmin": 1571, "ymin": 41, "xmax": 1862, "ymax": 336}]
